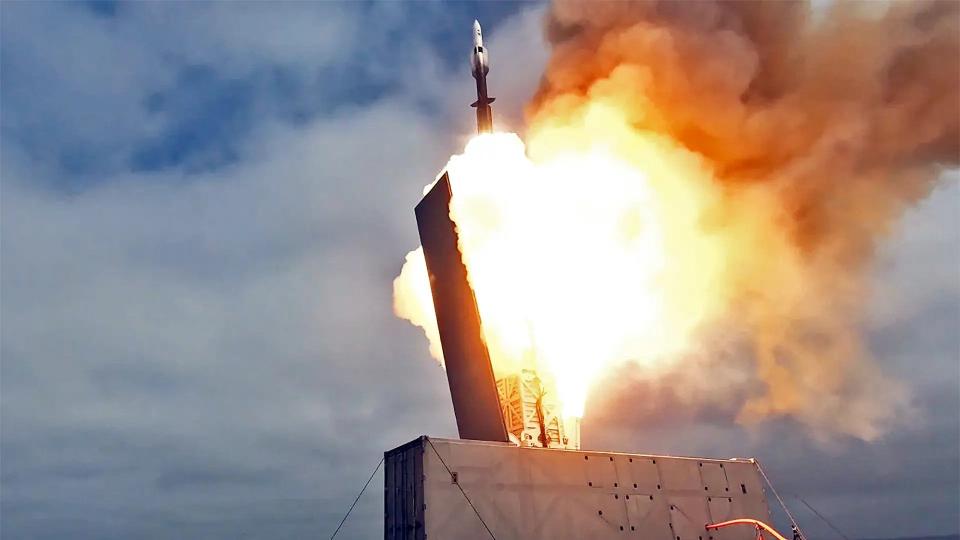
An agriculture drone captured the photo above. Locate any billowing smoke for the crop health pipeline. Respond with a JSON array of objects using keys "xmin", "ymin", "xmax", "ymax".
[
  {"xmin": 394, "ymin": 0, "xmax": 958, "ymax": 441},
  {"xmin": 528, "ymin": 0, "xmax": 958, "ymax": 439}
]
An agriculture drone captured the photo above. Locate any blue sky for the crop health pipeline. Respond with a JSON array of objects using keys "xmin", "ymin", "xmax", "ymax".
[
  {"xmin": 1, "ymin": 2, "xmax": 531, "ymax": 181},
  {"xmin": 1, "ymin": 2, "xmax": 958, "ymax": 539}
]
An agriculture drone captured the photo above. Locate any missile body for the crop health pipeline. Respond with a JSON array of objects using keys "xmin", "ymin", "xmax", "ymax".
[{"xmin": 470, "ymin": 20, "xmax": 495, "ymax": 134}]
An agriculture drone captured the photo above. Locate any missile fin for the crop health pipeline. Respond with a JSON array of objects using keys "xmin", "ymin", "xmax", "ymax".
[{"xmin": 470, "ymin": 97, "xmax": 495, "ymax": 108}]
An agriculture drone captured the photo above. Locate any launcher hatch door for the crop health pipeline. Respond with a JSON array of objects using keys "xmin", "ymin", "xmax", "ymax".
[{"xmin": 415, "ymin": 172, "xmax": 509, "ymax": 443}]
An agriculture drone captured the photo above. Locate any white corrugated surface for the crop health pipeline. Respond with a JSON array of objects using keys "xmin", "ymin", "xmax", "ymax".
[{"xmin": 384, "ymin": 437, "xmax": 772, "ymax": 540}]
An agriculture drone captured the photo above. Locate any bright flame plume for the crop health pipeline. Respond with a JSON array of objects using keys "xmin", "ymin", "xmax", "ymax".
[
  {"xmin": 395, "ymin": 102, "xmax": 777, "ymax": 419},
  {"xmin": 395, "ymin": 0, "xmax": 959, "ymax": 440}
]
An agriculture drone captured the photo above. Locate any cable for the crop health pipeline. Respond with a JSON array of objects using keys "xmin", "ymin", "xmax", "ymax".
[
  {"xmin": 754, "ymin": 459, "xmax": 805, "ymax": 539},
  {"xmin": 795, "ymin": 495, "xmax": 852, "ymax": 540},
  {"xmin": 329, "ymin": 455, "xmax": 384, "ymax": 540},
  {"xmin": 425, "ymin": 437, "xmax": 497, "ymax": 539}
]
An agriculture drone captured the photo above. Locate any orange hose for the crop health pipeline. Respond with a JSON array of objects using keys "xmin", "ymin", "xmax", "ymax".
[{"xmin": 705, "ymin": 518, "xmax": 791, "ymax": 540}]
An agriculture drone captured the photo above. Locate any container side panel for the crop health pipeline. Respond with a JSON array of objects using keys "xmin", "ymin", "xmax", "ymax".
[
  {"xmin": 721, "ymin": 462, "xmax": 772, "ymax": 523},
  {"xmin": 400, "ymin": 438, "xmax": 772, "ymax": 540},
  {"xmin": 658, "ymin": 459, "xmax": 703, "ymax": 492},
  {"xmin": 669, "ymin": 495, "xmax": 710, "ymax": 540},
  {"xmin": 595, "ymin": 492, "xmax": 630, "ymax": 533},
  {"xmin": 701, "ymin": 462, "xmax": 729, "ymax": 495},
  {"xmin": 709, "ymin": 495, "xmax": 742, "ymax": 540},
  {"xmin": 422, "ymin": 438, "xmax": 516, "ymax": 538},
  {"xmin": 586, "ymin": 454, "xmax": 619, "ymax": 489},
  {"xmin": 384, "ymin": 440, "xmax": 426, "ymax": 540},
  {"xmin": 415, "ymin": 174, "xmax": 509, "ymax": 443},
  {"xmin": 626, "ymin": 494, "xmax": 673, "ymax": 539},
  {"xmin": 627, "ymin": 456, "xmax": 662, "ymax": 492}
]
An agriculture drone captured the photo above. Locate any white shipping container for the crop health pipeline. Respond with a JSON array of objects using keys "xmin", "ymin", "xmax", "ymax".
[{"xmin": 384, "ymin": 437, "xmax": 772, "ymax": 540}]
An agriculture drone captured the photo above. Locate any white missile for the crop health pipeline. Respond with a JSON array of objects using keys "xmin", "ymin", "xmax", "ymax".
[{"xmin": 470, "ymin": 20, "xmax": 495, "ymax": 133}]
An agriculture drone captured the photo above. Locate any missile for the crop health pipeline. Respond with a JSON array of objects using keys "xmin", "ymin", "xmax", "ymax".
[{"xmin": 470, "ymin": 20, "xmax": 495, "ymax": 134}]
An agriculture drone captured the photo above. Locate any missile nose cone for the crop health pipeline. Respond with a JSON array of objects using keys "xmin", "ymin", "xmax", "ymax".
[{"xmin": 473, "ymin": 20, "xmax": 483, "ymax": 47}]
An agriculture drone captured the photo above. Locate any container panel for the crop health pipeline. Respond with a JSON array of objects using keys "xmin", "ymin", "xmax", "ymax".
[
  {"xmin": 522, "ymin": 447, "xmax": 590, "ymax": 488},
  {"xmin": 659, "ymin": 459, "xmax": 702, "ymax": 492},
  {"xmin": 625, "ymin": 492, "xmax": 673, "ymax": 539},
  {"xmin": 585, "ymin": 454, "xmax": 618, "ymax": 489},
  {"xmin": 669, "ymin": 495, "xmax": 710, "ymax": 540},
  {"xmin": 384, "ymin": 437, "xmax": 773, "ymax": 540},
  {"xmin": 383, "ymin": 439, "xmax": 425, "ymax": 540},
  {"xmin": 708, "ymin": 496, "xmax": 743, "ymax": 540},
  {"xmin": 701, "ymin": 462, "xmax": 729, "ymax": 495},
  {"xmin": 626, "ymin": 456, "xmax": 662, "ymax": 492},
  {"xmin": 723, "ymin": 461, "xmax": 771, "ymax": 523}
]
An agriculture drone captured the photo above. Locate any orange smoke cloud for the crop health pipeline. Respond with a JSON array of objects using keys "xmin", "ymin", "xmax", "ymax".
[
  {"xmin": 531, "ymin": 0, "xmax": 958, "ymax": 438},
  {"xmin": 394, "ymin": 0, "xmax": 958, "ymax": 440}
]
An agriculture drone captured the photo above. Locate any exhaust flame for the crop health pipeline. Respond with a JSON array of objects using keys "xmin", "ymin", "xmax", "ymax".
[
  {"xmin": 395, "ymin": 106, "xmax": 756, "ymax": 419},
  {"xmin": 395, "ymin": 0, "xmax": 958, "ymax": 439}
]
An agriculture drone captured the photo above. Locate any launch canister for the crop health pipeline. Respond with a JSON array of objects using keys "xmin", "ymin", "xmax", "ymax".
[{"xmin": 470, "ymin": 20, "xmax": 495, "ymax": 134}]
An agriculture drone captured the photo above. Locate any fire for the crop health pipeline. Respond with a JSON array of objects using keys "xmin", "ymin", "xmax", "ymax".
[
  {"xmin": 394, "ymin": 100, "xmax": 762, "ymax": 419},
  {"xmin": 397, "ymin": 1, "xmax": 958, "ymax": 439}
]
